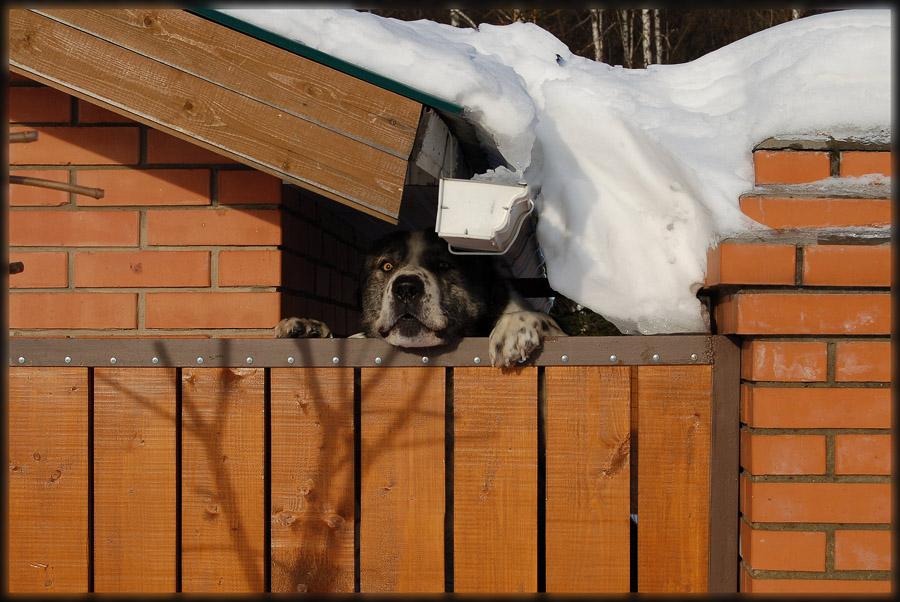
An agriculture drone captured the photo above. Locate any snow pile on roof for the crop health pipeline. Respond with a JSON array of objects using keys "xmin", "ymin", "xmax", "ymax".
[{"xmin": 221, "ymin": 8, "xmax": 891, "ymax": 334}]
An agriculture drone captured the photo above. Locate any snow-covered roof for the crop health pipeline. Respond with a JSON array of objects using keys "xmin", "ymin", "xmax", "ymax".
[{"xmin": 218, "ymin": 8, "xmax": 891, "ymax": 334}]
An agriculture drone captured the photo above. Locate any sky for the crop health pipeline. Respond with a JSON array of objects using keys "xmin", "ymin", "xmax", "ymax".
[{"xmin": 220, "ymin": 7, "xmax": 891, "ymax": 334}]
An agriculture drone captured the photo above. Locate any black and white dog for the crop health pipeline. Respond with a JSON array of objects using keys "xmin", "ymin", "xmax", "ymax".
[{"xmin": 275, "ymin": 229, "xmax": 565, "ymax": 367}]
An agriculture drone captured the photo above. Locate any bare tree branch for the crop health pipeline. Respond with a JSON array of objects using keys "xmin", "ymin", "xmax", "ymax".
[{"xmin": 450, "ymin": 8, "xmax": 478, "ymax": 29}]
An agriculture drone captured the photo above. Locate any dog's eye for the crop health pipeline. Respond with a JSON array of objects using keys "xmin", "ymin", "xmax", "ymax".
[
  {"xmin": 437, "ymin": 261, "xmax": 451, "ymax": 270},
  {"xmin": 380, "ymin": 261, "xmax": 394, "ymax": 272}
]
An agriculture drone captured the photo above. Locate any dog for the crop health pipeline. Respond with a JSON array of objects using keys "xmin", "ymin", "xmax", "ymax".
[{"xmin": 275, "ymin": 229, "xmax": 565, "ymax": 367}]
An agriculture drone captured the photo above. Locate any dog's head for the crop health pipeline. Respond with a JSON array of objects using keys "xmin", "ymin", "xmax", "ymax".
[{"xmin": 359, "ymin": 230, "xmax": 498, "ymax": 348}]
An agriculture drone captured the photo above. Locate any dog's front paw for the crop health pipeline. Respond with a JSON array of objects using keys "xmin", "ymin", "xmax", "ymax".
[
  {"xmin": 489, "ymin": 311, "xmax": 565, "ymax": 367},
  {"xmin": 274, "ymin": 317, "xmax": 333, "ymax": 339}
]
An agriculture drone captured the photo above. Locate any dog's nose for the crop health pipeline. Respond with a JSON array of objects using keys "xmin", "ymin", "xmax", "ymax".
[{"xmin": 392, "ymin": 275, "xmax": 423, "ymax": 304}]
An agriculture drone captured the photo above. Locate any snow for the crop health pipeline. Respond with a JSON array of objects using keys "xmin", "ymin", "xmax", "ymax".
[{"xmin": 219, "ymin": 7, "xmax": 892, "ymax": 334}]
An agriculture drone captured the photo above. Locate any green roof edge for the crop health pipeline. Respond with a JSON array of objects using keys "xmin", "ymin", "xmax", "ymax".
[{"xmin": 188, "ymin": 8, "xmax": 464, "ymax": 116}]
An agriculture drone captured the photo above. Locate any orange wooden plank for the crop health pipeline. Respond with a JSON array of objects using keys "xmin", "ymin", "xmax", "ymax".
[
  {"xmin": 637, "ymin": 365, "xmax": 712, "ymax": 593},
  {"xmin": 38, "ymin": 9, "xmax": 422, "ymax": 156},
  {"xmin": 8, "ymin": 9, "xmax": 409, "ymax": 222},
  {"xmin": 93, "ymin": 368, "xmax": 177, "ymax": 592},
  {"xmin": 270, "ymin": 367, "xmax": 355, "ymax": 593},
  {"xmin": 181, "ymin": 367, "xmax": 265, "ymax": 592},
  {"xmin": 8, "ymin": 367, "xmax": 89, "ymax": 593},
  {"xmin": 545, "ymin": 366, "xmax": 631, "ymax": 592},
  {"xmin": 453, "ymin": 367, "xmax": 538, "ymax": 593},
  {"xmin": 359, "ymin": 367, "xmax": 445, "ymax": 593}
]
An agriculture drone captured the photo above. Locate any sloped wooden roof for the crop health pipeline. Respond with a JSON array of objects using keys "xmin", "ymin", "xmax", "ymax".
[{"xmin": 8, "ymin": 8, "xmax": 466, "ymax": 223}]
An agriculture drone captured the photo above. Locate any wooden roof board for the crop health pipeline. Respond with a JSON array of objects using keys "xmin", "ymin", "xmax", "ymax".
[
  {"xmin": 189, "ymin": 8, "xmax": 464, "ymax": 117},
  {"xmin": 8, "ymin": 8, "xmax": 437, "ymax": 223}
]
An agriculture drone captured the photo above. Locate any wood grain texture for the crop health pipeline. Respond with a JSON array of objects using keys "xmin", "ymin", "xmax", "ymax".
[
  {"xmin": 181, "ymin": 367, "xmax": 265, "ymax": 592},
  {"xmin": 453, "ymin": 367, "xmax": 538, "ymax": 593},
  {"xmin": 8, "ymin": 367, "xmax": 89, "ymax": 593},
  {"xmin": 270, "ymin": 368, "xmax": 355, "ymax": 593},
  {"xmin": 93, "ymin": 368, "xmax": 178, "ymax": 592},
  {"xmin": 35, "ymin": 9, "xmax": 421, "ymax": 157},
  {"xmin": 545, "ymin": 366, "xmax": 631, "ymax": 592},
  {"xmin": 360, "ymin": 367, "xmax": 445, "ymax": 593},
  {"xmin": 8, "ymin": 9, "xmax": 410, "ymax": 221},
  {"xmin": 637, "ymin": 365, "xmax": 712, "ymax": 593}
]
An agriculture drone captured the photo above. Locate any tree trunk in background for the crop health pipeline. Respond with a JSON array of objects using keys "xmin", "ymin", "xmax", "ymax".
[
  {"xmin": 654, "ymin": 9, "xmax": 664, "ymax": 65},
  {"xmin": 590, "ymin": 8, "xmax": 604, "ymax": 62},
  {"xmin": 642, "ymin": 9, "xmax": 652, "ymax": 66},
  {"xmin": 371, "ymin": 8, "xmax": 833, "ymax": 67},
  {"xmin": 619, "ymin": 9, "xmax": 633, "ymax": 68}
]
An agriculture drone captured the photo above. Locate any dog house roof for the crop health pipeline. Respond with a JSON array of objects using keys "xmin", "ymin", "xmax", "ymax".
[{"xmin": 8, "ymin": 8, "xmax": 492, "ymax": 225}]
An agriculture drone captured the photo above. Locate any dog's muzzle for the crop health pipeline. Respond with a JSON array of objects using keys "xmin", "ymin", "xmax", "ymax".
[{"xmin": 376, "ymin": 273, "xmax": 447, "ymax": 347}]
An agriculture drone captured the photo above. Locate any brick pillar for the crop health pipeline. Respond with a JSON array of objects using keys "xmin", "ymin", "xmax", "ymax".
[{"xmin": 705, "ymin": 141, "xmax": 892, "ymax": 594}]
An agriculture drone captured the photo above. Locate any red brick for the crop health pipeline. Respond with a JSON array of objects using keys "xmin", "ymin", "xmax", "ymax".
[
  {"xmin": 75, "ymin": 169, "xmax": 210, "ymax": 206},
  {"xmin": 716, "ymin": 293, "xmax": 890, "ymax": 335},
  {"xmin": 9, "ymin": 210, "xmax": 140, "ymax": 247},
  {"xmin": 77, "ymin": 99, "xmax": 135, "ymax": 124},
  {"xmin": 8, "ymin": 169, "xmax": 70, "ymax": 206},
  {"xmin": 146, "ymin": 208, "xmax": 281, "ymax": 246},
  {"xmin": 740, "ymin": 196, "xmax": 891, "ymax": 229},
  {"xmin": 741, "ymin": 341, "xmax": 827, "ymax": 382},
  {"xmin": 74, "ymin": 251, "xmax": 210, "ymax": 287},
  {"xmin": 740, "ymin": 476, "xmax": 890, "ymax": 523},
  {"xmin": 218, "ymin": 170, "xmax": 283, "ymax": 205},
  {"xmin": 742, "ymin": 386, "xmax": 890, "ymax": 429},
  {"xmin": 8, "ymin": 86, "xmax": 71, "ymax": 123},
  {"xmin": 9, "ymin": 292, "xmax": 137, "ymax": 329},
  {"xmin": 754, "ymin": 150, "xmax": 831, "ymax": 184},
  {"xmin": 740, "ymin": 432, "xmax": 825, "ymax": 475},
  {"xmin": 835, "ymin": 341, "xmax": 891, "ymax": 382},
  {"xmin": 9, "ymin": 126, "xmax": 140, "ymax": 165},
  {"xmin": 840, "ymin": 151, "xmax": 892, "ymax": 178},
  {"xmin": 8, "ymin": 251, "xmax": 68, "ymax": 288},
  {"xmin": 705, "ymin": 243, "xmax": 795, "ymax": 286},
  {"xmin": 802, "ymin": 245, "xmax": 891, "ymax": 287},
  {"xmin": 739, "ymin": 522, "xmax": 825, "ymax": 572},
  {"xmin": 740, "ymin": 565, "xmax": 890, "ymax": 594},
  {"xmin": 218, "ymin": 250, "xmax": 281, "ymax": 287},
  {"xmin": 145, "ymin": 129, "xmax": 237, "ymax": 165},
  {"xmin": 145, "ymin": 292, "xmax": 281, "ymax": 328},
  {"xmin": 834, "ymin": 530, "xmax": 892, "ymax": 571},
  {"xmin": 835, "ymin": 435, "xmax": 892, "ymax": 476}
]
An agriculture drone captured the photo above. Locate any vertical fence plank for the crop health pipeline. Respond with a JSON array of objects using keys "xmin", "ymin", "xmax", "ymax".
[
  {"xmin": 181, "ymin": 367, "xmax": 265, "ymax": 592},
  {"xmin": 453, "ymin": 367, "xmax": 538, "ymax": 593},
  {"xmin": 545, "ymin": 366, "xmax": 631, "ymax": 592},
  {"xmin": 637, "ymin": 365, "xmax": 712, "ymax": 593},
  {"xmin": 359, "ymin": 367, "xmax": 445, "ymax": 593},
  {"xmin": 8, "ymin": 367, "xmax": 90, "ymax": 593},
  {"xmin": 270, "ymin": 367, "xmax": 355, "ymax": 593},
  {"xmin": 92, "ymin": 368, "xmax": 177, "ymax": 592}
]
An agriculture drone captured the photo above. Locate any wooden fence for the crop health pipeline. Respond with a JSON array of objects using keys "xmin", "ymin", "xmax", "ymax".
[{"xmin": 7, "ymin": 336, "xmax": 739, "ymax": 593}]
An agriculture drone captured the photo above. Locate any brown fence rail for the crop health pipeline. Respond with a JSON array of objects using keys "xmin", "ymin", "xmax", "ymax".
[{"xmin": 7, "ymin": 336, "xmax": 739, "ymax": 593}]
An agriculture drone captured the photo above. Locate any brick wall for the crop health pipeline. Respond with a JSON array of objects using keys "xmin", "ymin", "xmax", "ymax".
[
  {"xmin": 8, "ymin": 73, "xmax": 369, "ymax": 337},
  {"xmin": 705, "ymin": 142, "xmax": 893, "ymax": 593}
]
